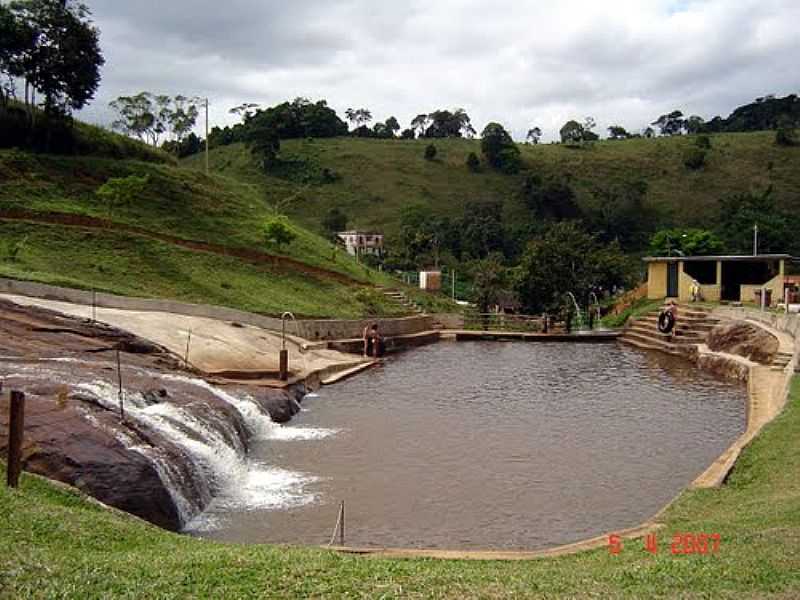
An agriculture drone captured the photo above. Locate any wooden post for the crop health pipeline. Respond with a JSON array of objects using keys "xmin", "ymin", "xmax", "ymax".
[
  {"xmin": 6, "ymin": 391, "xmax": 25, "ymax": 488},
  {"xmin": 116, "ymin": 348, "xmax": 125, "ymax": 422},
  {"xmin": 91, "ymin": 289, "xmax": 97, "ymax": 323},
  {"xmin": 279, "ymin": 349, "xmax": 289, "ymax": 381},
  {"xmin": 184, "ymin": 330, "xmax": 192, "ymax": 368},
  {"xmin": 339, "ymin": 500, "xmax": 345, "ymax": 546}
]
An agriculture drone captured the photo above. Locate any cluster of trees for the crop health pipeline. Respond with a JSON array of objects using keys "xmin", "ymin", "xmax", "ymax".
[
  {"xmin": 408, "ymin": 109, "xmax": 476, "ymax": 139},
  {"xmin": 559, "ymin": 117, "xmax": 599, "ymax": 144},
  {"xmin": 702, "ymin": 94, "xmax": 800, "ymax": 134},
  {"xmin": 0, "ymin": 0, "xmax": 104, "ymax": 152},
  {"xmin": 109, "ymin": 93, "xmax": 201, "ymax": 155}
]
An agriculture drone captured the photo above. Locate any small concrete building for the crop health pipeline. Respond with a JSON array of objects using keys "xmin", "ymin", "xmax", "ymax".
[
  {"xmin": 336, "ymin": 231, "xmax": 384, "ymax": 257},
  {"xmin": 644, "ymin": 254, "xmax": 793, "ymax": 306},
  {"xmin": 419, "ymin": 271, "xmax": 441, "ymax": 291}
]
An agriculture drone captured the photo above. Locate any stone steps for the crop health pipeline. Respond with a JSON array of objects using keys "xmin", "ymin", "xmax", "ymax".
[
  {"xmin": 620, "ymin": 303, "xmax": 720, "ymax": 356},
  {"xmin": 381, "ymin": 289, "xmax": 426, "ymax": 315}
]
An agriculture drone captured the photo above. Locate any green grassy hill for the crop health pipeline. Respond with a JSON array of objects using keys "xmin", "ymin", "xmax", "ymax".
[
  {"xmin": 185, "ymin": 132, "xmax": 800, "ymax": 242},
  {"xmin": 0, "ymin": 149, "xmax": 431, "ymax": 319}
]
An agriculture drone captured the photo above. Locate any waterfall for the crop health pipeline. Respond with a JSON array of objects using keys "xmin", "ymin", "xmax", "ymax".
[{"xmin": 3, "ymin": 362, "xmax": 335, "ymax": 529}]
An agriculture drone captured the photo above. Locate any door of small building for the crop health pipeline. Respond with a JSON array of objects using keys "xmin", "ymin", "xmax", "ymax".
[{"xmin": 667, "ymin": 263, "xmax": 679, "ymax": 297}]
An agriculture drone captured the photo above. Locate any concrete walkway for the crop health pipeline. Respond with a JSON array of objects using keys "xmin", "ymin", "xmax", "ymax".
[{"xmin": 0, "ymin": 294, "xmax": 370, "ymax": 382}]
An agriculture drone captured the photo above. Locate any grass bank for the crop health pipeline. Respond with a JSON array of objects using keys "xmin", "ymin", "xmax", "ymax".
[
  {"xmin": 2, "ymin": 379, "xmax": 799, "ymax": 598},
  {"xmin": 0, "ymin": 149, "xmax": 458, "ymax": 318}
]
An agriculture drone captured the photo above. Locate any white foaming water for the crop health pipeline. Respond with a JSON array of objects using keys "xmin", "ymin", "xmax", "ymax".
[
  {"xmin": 160, "ymin": 373, "xmax": 337, "ymax": 441},
  {"xmin": 185, "ymin": 466, "xmax": 321, "ymax": 534},
  {"xmin": 74, "ymin": 378, "xmax": 331, "ymax": 530}
]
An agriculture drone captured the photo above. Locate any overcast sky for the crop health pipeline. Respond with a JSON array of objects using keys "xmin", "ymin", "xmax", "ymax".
[{"xmin": 78, "ymin": 0, "xmax": 800, "ymax": 141}]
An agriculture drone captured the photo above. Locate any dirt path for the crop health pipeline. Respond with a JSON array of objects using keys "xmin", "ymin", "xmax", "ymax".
[{"xmin": 0, "ymin": 207, "xmax": 361, "ymax": 286}]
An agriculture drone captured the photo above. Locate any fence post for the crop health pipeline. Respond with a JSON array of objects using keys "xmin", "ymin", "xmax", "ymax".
[
  {"xmin": 279, "ymin": 349, "xmax": 289, "ymax": 381},
  {"xmin": 339, "ymin": 500, "xmax": 345, "ymax": 546},
  {"xmin": 6, "ymin": 390, "xmax": 25, "ymax": 488},
  {"xmin": 116, "ymin": 348, "xmax": 125, "ymax": 423}
]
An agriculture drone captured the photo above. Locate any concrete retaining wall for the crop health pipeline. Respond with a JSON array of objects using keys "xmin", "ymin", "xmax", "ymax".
[
  {"xmin": 0, "ymin": 277, "xmax": 433, "ymax": 342},
  {"xmin": 432, "ymin": 313, "xmax": 465, "ymax": 329}
]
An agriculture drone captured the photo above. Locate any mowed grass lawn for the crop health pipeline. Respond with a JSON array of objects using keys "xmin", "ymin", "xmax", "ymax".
[{"xmin": 2, "ymin": 379, "xmax": 799, "ymax": 599}]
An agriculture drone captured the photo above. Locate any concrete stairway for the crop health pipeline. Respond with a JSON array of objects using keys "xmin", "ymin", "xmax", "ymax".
[
  {"xmin": 621, "ymin": 305, "xmax": 720, "ymax": 356},
  {"xmin": 380, "ymin": 288, "xmax": 426, "ymax": 315},
  {"xmin": 770, "ymin": 351, "xmax": 794, "ymax": 372}
]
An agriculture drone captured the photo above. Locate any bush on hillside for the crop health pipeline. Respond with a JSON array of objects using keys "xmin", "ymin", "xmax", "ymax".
[
  {"xmin": 684, "ymin": 148, "xmax": 707, "ymax": 170},
  {"xmin": 264, "ymin": 217, "xmax": 297, "ymax": 251},
  {"xmin": 424, "ymin": 144, "xmax": 437, "ymax": 160},
  {"xmin": 466, "ymin": 152, "xmax": 480, "ymax": 172},
  {"xmin": 776, "ymin": 127, "xmax": 798, "ymax": 147},
  {"xmin": 95, "ymin": 175, "xmax": 150, "ymax": 216},
  {"xmin": 695, "ymin": 135, "xmax": 712, "ymax": 149}
]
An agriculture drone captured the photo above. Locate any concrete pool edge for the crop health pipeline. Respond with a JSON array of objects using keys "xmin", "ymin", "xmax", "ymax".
[{"xmin": 313, "ymin": 323, "xmax": 797, "ymax": 561}]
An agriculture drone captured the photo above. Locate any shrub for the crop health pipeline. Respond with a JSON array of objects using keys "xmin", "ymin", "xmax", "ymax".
[
  {"xmin": 264, "ymin": 217, "xmax": 297, "ymax": 251},
  {"xmin": 424, "ymin": 144, "xmax": 437, "ymax": 161},
  {"xmin": 321, "ymin": 167, "xmax": 340, "ymax": 183},
  {"xmin": 684, "ymin": 148, "xmax": 706, "ymax": 170},
  {"xmin": 776, "ymin": 127, "xmax": 798, "ymax": 147},
  {"xmin": 466, "ymin": 152, "xmax": 480, "ymax": 172},
  {"xmin": 2, "ymin": 235, "xmax": 28, "ymax": 262},
  {"xmin": 497, "ymin": 147, "xmax": 522, "ymax": 174},
  {"xmin": 695, "ymin": 135, "xmax": 712, "ymax": 149},
  {"xmin": 95, "ymin": 175, "xmax": 150, "ymax": 216}
]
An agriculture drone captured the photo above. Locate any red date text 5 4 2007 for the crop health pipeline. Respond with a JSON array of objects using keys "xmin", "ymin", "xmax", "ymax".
[{"xmin": 608, "ymin": 533, "xmax": 721, "ymax": 555}]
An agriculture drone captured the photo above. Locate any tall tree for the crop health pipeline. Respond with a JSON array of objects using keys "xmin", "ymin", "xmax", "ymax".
[
  {"xmin": 0, "ymin": 4, "xmax": 33, "ymax": 108},
  {"xmin": 514, "ymin": 222, "xmax": 632, "ymax": 312},
  {"xmin": 229, "ymin": 102, "xmax": 259, "ymax": 123},
  {"xmin": 559, "ymin": 120, "xmax": 584, "ymax": 143},
  {"xmin": 410, "ymin": 113, "xmax": 429, "ymax": 136},
  {"xmin": 481, "ymin": 122, "xmax": 520, "ymax": 173},
  {"xmin": 526, "ymin": 126, "xmax": 542, "ymax": 144},
  {"xmin": 651, "ymin": 110, "xmax": 685, "ymax": 136},
  {"xmin": 384, "ymin": 116, "xmax": 400, "ymax": 137},
  {"xmin": 9, "ymin": 0, "xmax": 104, "ymax": 116},
  {"xmin": 607, "ymin": 125, "xmax": 630, "ymax": 140},
  {"xmin": 110, "ymin": 92, "xmax": 160, "ymax": 145},
  {"xmin": 684, "ymin": 115, "xmax": 705, "ymax": 134}
]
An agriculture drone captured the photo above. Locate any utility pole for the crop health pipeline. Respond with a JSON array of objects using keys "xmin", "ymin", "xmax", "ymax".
[
  {"xmin": 205, "ymin": 98, "xmax": 210, "ymax": 176},
  {"xmin": 753, "ymin": 223, "xmax": 759, "ymax": 256}
]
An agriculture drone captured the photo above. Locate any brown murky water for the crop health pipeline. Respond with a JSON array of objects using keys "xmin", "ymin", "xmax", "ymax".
[{"xmin": 189, "ymin": 341, "xmax": 746, "ymax": 550}]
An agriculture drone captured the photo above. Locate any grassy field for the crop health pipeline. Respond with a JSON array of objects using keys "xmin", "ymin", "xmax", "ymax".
[
  {"xmin": 0, "ymin": 149, "xmax": 459, "ymax": 318},
  {"xmin": 2, "ymin": 378, "xmax": 798, "ymax": 598},
  {"xmin": 184, "ymin": 132, "xmax": 800, "ymax": 242}
]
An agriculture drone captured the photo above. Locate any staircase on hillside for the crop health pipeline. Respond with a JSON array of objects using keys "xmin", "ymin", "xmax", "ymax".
[
  {"xmin": 380, "ymin": 288, "xmax": 426, "ymax": 315},
  {"xmin": 621, "ymin": 305, "xmax": 720, "ymax": 356}
]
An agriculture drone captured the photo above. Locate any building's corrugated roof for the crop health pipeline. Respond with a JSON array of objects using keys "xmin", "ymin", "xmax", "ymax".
[{"xmin": 643, "ymin": 254, "xmax": 794, "ymax": 263}]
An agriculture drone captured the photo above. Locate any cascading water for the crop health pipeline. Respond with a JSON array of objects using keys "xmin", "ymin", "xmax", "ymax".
[
  {"xmin": 565, "ymin": 292, "xmax": 584, "ymax": 329},
  {"xmin": 3, "ymin": 362, "xmax": 336, "ymax": 530}
]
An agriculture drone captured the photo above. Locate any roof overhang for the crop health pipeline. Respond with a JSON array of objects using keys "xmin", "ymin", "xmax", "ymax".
[{"xmin": 643, "ymin": 254, "xmax": 794, "ymax": 263}]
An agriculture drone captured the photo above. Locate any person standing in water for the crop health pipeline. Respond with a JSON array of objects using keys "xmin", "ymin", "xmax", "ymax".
[{"xmin": 363, "ymin": 323, "xmax": 383, "ymax": 357}]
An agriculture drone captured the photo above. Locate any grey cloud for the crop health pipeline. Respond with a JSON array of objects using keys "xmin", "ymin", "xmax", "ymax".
[{"xmin": 78, "ymin": 0, "xmax": 800, "ymax": 141}]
